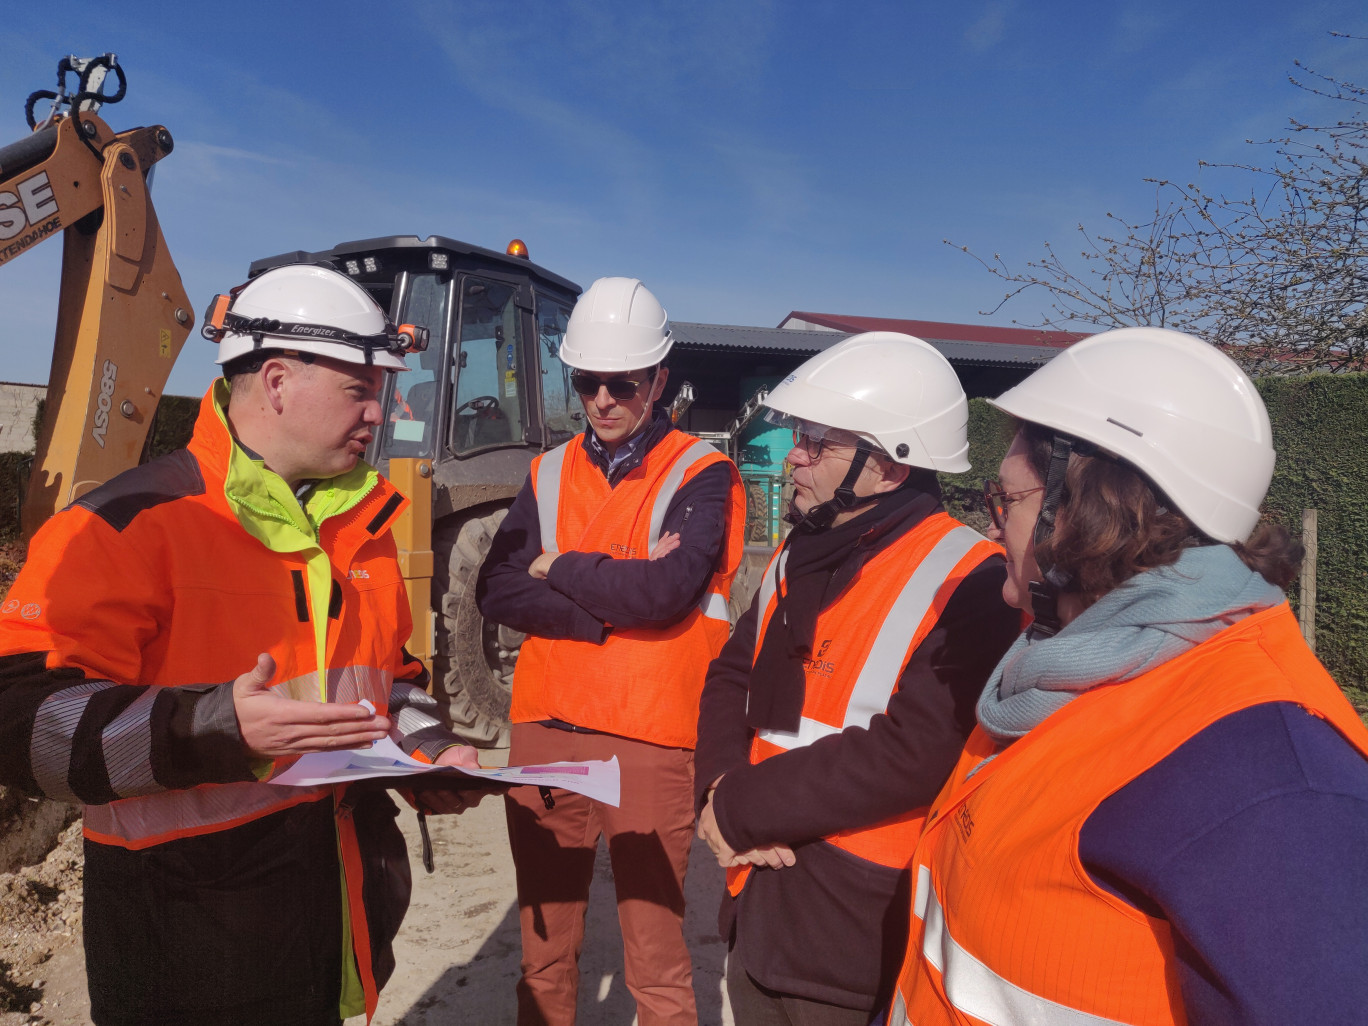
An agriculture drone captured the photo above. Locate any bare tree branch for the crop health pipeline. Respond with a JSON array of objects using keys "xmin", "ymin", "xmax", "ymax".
[{"xmin": 951, "ymin": 34, "xmax": 1368, "ymax": 373}]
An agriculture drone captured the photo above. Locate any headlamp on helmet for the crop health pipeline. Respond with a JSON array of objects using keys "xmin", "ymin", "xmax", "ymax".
[{"xmin": 202, "ymin": 280, "xmax": 427, "ymax": 369}]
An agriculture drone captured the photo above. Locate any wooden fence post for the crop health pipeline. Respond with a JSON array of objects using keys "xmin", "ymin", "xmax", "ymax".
[{"xmin": 1300, "ymin": 508, "xmax": 1317, "ymax": 652}]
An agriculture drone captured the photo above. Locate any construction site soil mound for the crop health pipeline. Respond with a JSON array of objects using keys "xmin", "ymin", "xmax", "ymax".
[{"xmin": 0, "ymin": 816, "xmax": 84, "ymax": 1025}]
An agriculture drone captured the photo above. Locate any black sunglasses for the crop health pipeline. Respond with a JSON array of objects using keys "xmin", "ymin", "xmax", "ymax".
[{"xmin": 570, "ymin": 371, "xmax": 651, "ymax": 401}]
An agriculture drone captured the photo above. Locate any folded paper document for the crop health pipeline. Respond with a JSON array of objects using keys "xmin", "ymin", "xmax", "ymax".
[{"xmin": 272, "ymin": 737, "xmax": 621, "ymax": 806}]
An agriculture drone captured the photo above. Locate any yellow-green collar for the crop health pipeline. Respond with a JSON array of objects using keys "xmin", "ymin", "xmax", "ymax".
[
  {"xmin": 211, "ymin": 379, "xmax": 384, "ymax": 706},
  {"xmin": 212, "ymin": 379, "xmax": 379, "ymax": 552}
]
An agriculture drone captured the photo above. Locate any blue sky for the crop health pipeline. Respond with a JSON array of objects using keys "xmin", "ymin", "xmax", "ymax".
[{"xmin": 3, "ymin": 1, "xmax": 1366, "ymax": 395}]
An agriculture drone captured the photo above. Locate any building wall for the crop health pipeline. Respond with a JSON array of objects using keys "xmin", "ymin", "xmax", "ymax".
[{"xmin": 0, "ymin": 383, "xmax": 44, "ymax": 454}]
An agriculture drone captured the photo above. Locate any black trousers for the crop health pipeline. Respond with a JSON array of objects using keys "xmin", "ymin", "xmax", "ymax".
[{"xmin": 726, "ymin": 955, "xmax": 883, "ymax": 1026}]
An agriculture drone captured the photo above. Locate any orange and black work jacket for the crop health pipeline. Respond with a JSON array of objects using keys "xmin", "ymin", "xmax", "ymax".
[
  {"xmin": 695, "ymin": 492, "xmax": 1019, "ymax": 1012},
  {"xmin": 891, "ymin": 603, "xmax": 1368, "ymax": 1026},
  {"xmin": 506, "ymin": 423, "xmax": 746, "ymax": 748},
  {"xmin": 0, "ymin": 382, "xmax": 455, "ymax": 1026}
]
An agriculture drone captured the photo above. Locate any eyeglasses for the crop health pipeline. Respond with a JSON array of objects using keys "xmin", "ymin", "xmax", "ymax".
[
  {"xmin": 789, "ymin": 421, "xmax": 872, "ymax": 462},
  {"xmin": 791, "ymin": 426, "xmax": 828, "ymax": 460},
  {"xmin": 570, "ymin": 372, "xmax": 650, "ymax": 401},
  {"xmin": 983, "ymin": 479, "xmax": 1046, "ymax": 530}
]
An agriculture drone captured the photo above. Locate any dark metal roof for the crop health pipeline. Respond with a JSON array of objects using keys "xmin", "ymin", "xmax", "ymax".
[
  {"xmin": 671, "ymin": 322, "xmax": 1061, "ymax": 367},
  {"xmin": 671, "ymin": 322, "xmax": 847, "ymax": 353},
  {"xmin": 920, "ymin": 338, "xmax": 1061, "ymax": 367},
  {"xmin": 784, "ymin": 311, "xmax": 1086, "ymax": 349}
]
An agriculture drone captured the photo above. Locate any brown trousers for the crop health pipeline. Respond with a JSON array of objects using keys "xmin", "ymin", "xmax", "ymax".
[{"xmin": 505, "ymin": 722, "xmax": 698, "ymax": 1026}]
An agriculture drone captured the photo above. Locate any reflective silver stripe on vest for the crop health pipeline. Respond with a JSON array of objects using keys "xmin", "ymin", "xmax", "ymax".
[
  {"xmin": 270, "ymin": 665, "xmax": 394, "ymax": 709},
  {"xmin": 915, "ymin": 866, "xmax": 1136, "ymax": 1026},
  {"xmin": 31, "ymin": 681, "xmax": 113, "ymax": 802},
  {"xmin": 83, "ymin": 780, "xmax": 330, "ymax": 845},
  {"xmin": 758, "ymin": 526, "xmax": 985, "ymax": 752},
  {"xmin": 534, "ymin": 441, "xmax": 573, "ymax": 554},
  {"xmin": 889, "ymin": 989, "xmax": 911, "ymax": 1026},
  {"xmin": 753, "ymin": 547, "xmax": 788, "ymax": 639},
  {"xmin": 101, "ymin": 688, "xmax": 159, "ymax": 798},
  {"xmin": 390, "ymin": 680, "xmax": 444, "ymax": 736},
  {"xmin": 647, "ymin": 439, "xmax": 723, "ymax": 551},
  {"xmin": 744, "ymin": 548, "xmax": 790, "ymax": 721},
  {"xmin": 698, "ymin": 590, "xmax": 730, "ymax": 623}
]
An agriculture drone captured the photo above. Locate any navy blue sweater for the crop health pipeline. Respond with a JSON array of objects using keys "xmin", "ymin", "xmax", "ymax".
[{"xmin": 1080, "ymin": 700, "xmax": 1368, "ymax": 1026}]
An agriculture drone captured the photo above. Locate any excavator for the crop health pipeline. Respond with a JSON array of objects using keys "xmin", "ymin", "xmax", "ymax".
[
  {"xmin": 0, "ymin": 53, "xmax": 192, "ymax": 538},
  {"xmin": 3, "ymin": 54, "xmax": 765, "ymax": 747}
]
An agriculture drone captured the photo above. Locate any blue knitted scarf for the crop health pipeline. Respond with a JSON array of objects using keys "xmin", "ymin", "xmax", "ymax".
[{"xmin": 976, "ymin": 545, "xmax": 1285, "ymax": 743}]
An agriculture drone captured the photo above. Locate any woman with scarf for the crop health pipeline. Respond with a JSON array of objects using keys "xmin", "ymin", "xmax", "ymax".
[
  {"xmin": 695, "ymin": 332, "xmax": 1020, "ymax": 1025},
  {"xmin": 891, "ymin": 326, "xmax": 1368, "ymax": 1026}
]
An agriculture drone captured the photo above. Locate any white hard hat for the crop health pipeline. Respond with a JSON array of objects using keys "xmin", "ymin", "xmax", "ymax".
[
  {"xmin": 989, "ymin": 326, "xmax": 1275, "ymax": 543},
  {"xmin": 206, "ymin": 264, "xmax": 426, "ymax": 372},
  {"xmin": 764, "ymin": 332, "xmax": 971, "ymax": 473},
  {"xmin": 559, "ymin": 277, "xmax": 673, "ymax": 372}
]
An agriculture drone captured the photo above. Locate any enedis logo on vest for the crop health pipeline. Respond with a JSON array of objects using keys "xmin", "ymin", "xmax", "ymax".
[
  {"xmin": 802, "ymin": 638, "xmax": 836, "ymax": 679},
  {"xmin": 954, "ymin": 802, "xmax": 975, "ymax": 844},
  {"xmin": 608, "ymin": 541, "xmax": 640, "ymax": 557}
]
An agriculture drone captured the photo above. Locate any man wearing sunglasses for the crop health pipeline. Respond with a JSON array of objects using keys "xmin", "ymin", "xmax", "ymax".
[
  {"xmin": 0, "ymin": 264, "xmax": 476, "ymax": 1026},
  {"xmin": 477, "ymin": 276, "xmax": 747, "ymax": 1026},
  {"xmin": 693, "ymin": 332, "xmax": 1020, "ymax": 1025}
]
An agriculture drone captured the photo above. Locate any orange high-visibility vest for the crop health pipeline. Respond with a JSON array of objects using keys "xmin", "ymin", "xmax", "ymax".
[
  {"xmin": 15, "ymin": 392, "xmax": 412, "ymax": 851},
  {"xmin": 891, "ymin": 603, "xmax": 1368, "ymax": 1026},
  {"xmin": 727, "ymin": 512, "xmax": 1002, "ymax": 897},
  {"xmin": 4, "ymin": 384, "xmax": 419, "ymax": 1022},
  {"xmin": 510, "ymin": 429, "xmax": 746, "ymax": 748}
]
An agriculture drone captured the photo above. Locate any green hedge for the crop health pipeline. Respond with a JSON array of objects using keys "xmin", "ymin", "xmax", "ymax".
[
  {"xmin": 941, "ymin": 399, "xmax": 1014, "ymax": 535},
  {"xmin": 1257, "ymin": 376, "xmax": 1368, "ymax": 703},
  {"xmin": 940, "ymin": 377, "xmax": 1368, "ymax": 704},
  {"xmin": 0, "ymin": 395, "xmax": 201, "ymax": 543},
  {"xmin": 145, "ymin": 394, "xmax": 201, "ymax": 459}
]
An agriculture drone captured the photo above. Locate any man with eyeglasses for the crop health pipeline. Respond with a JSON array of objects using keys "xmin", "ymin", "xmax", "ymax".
[
  {"xmin": 694, "ymin": 332, "xmax": 1020, "ymax": 1025},
  {"xmin": 477, "ymin": 276, "xmax": 747, "ymax": 1026}
]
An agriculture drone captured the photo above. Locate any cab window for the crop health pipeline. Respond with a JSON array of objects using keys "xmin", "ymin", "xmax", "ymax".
[
  {"xmin": 536, "ymin": 297, "xmax": 580, "ymax": 447},
  {"xmin": 380, "ymin": 273, "xmax": 448, "ymax": 459},
  {"xmin": 452, "ymin": 277, "xmax": 524, "ymax": 454}
]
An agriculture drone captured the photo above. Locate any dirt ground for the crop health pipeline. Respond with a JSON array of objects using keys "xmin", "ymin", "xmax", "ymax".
[
  {"xmin": 0, "ymin": 816, "xmax": 87, "ymax": 1026},
  {"xmin": 0, "ymin": 748, "xmax": 736, "ymax": 1026}
]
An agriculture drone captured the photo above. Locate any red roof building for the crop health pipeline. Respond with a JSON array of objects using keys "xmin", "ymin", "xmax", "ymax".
[{"xmin": 779, "ymin": 311, "xmax": 1087, "ymax": 349}]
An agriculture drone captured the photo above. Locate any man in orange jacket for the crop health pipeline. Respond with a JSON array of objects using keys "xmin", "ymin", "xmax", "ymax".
[
  {"xmin": 0, "ymin": 264, "xmax": 477, "ymax": 1026},
  {"xmin": 694, "ymin": 333, "xmax": 1019, "ymax": 1025},
  {"xmin": 477, "ymin": 277, "xmax": 746, "ymax": 1026}
]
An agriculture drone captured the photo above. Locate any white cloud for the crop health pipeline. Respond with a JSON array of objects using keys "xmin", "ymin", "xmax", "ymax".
[{"xmin": 965, "ymin": 0, "xmax": 1014, "ymax": 52}]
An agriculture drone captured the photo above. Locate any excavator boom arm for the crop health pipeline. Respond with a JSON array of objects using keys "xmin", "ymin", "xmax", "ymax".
[{"xmin": 0, "ymin": 109, "xmax": 193, "ymax": 537}]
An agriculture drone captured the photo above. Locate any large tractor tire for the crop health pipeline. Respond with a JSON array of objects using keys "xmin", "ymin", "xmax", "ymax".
[{"xmin": 431, "ymin": 507, "xmax": 523, "ymax": 747}]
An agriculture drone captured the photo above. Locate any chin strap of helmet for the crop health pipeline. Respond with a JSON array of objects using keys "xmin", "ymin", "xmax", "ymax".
[
  {"xmin": 784, "ymin": 441, "xmax": 881, "ymax": 533},
  {"xmin": 621, "ymin": 365, "xmax": 660, "ymax": 441},
  {"xmin": 1025, "ymin": 433, "xmax": 1077, "ymax": 640}
]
